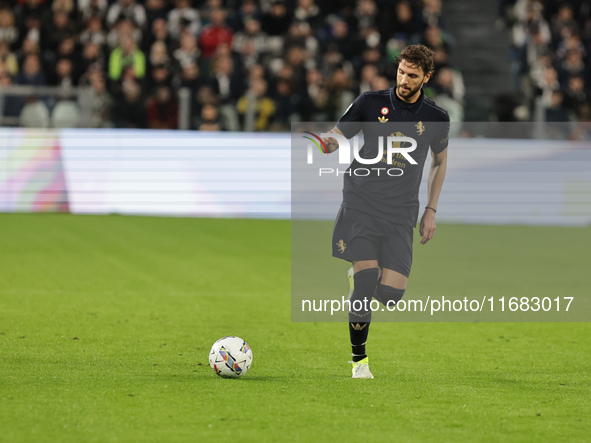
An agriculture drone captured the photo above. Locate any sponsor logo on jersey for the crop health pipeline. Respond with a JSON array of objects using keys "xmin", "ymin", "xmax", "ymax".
[{"xmin": 378, "ymin": 116, "xmax": 389, "ymax": 123}]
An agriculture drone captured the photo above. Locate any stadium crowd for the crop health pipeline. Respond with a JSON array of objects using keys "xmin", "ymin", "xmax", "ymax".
[
  {"xmin": 502, "ymin": 0, "xmax": 591, "ymax": 127},
  {"xmin": 0, "ymin": 0, "xmax": 462, "ymax": 130}
]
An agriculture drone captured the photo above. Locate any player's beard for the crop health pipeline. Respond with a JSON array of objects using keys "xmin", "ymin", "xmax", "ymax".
[{"xmin": 397, "ymin": 81, "xmax": 423, "ymax": 99}]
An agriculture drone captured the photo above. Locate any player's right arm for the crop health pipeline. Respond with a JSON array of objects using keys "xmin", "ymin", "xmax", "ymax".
[{"xmin": 322, "ymin": 94, "xmax": 366, "ymax": 153}]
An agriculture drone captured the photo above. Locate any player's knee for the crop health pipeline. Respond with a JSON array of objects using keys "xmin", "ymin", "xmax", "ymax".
[
  {"xmin": 349, "ymin": 268, "xmax": 379, "ymax": 318},
  {"xmin": 375, "ymin": 283, "xmax": 405, "ymax": 307}
]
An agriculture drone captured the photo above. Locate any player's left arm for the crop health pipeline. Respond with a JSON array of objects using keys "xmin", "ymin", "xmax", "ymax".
[{"xmin": 420, "ymin": 148, "xmax": 447, "ymax": 245}]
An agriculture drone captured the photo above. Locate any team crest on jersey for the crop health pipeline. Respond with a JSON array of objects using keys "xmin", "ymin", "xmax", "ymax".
[
  {"xmin": 415, "ymin": 121, "xmax": 425, "ymax": 135},
  {"xmin": 380, "ymin": 107, "xmax": 389, "ymax": 115},
  {"xmin": 336, "ymin": 239, "xmax": 347, "ymax": 253},
  {"xmin": 378, "ymin": 116, "xmax": 388, "ymax": 123}
]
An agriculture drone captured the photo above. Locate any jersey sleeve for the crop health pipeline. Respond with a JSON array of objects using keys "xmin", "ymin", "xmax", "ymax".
[
  {"xmin": 336, "ymin": 93, "xmax": 365, "ymax": 139},
  {"xmin": 431, "ymin": 113, "xmax": 450, "ymax": 154}
]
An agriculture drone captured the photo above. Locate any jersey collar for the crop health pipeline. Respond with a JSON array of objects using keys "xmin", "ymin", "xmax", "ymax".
[{"xmin": 390, "ymin": 86, "xmax": 425, "ymax": 114}]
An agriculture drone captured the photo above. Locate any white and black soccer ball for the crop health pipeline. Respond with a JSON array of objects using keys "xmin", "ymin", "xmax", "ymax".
[{"xmin": 208, "ymin": 336, "xmax": 253, "ymax": 378}]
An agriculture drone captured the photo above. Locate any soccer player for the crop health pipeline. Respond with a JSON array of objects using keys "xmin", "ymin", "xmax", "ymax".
[{"xmin": 322, "ymin": 45, "xmax": 450, "ymax": 378}]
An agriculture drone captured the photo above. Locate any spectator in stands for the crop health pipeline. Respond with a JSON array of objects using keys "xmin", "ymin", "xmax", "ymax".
[
  {"xmin": 422, "ymin": 25, "xmax": 450, "ymax": 54},
  {"xmin": 294, "ymin": 0, "xmax": 322, "ymax": 30},
  {"xmin": 80, "ymin": 15, "xmax": 107, "ymax": 46},
  {"xmin": 174, "ymin": 62, "xmax": 204, "ymax": 122},
  {"xmin": 107, "ymin": 18, "xmax": 142, "ymax": 49},
  {"xmin": 358, "ymin": 63, "xmax": 378, "ymax": 94},
  {"xmin": 232, "ymin": 19, "xmax": 267, "ymax": 69},
  {"xmin": 273, "ymin": 77, "xmax": 298, "ymax": 129},
  {"xmin": 51, "ymin": 0, "xmax": 76, "ymax": 19},
  {"xmin": 80, "ymin": 41, "xmax": 104, "ymax": 79},
  {"xmin": 531, "ymin": 64, "xmax": 558, "ymax": 114},
  {"xmin": 194, "ymin": 84, "xmax": 220, "ymax": 112},
  {"xmin": 0, "ymin": 71, "xmax": 22, "ymax": 118},
  {"xmin": 325, "ymin": 19, "xmax": 362, "ymax": 62},
  {"xmin": 149, "ymin": 40, "xmax": 170, "ymax": 71},
  {"xmin": 0, "ymin": 40, "xmax": 18, "ymax": 77},
  {"xmin": 174, "ymin": 61, "xmax": 202, "ymax": 93},
  {"xmin": 78, "ymin": 0, "xmax": 108, "ymax": 21},
  {"xmin": 148, "ymin": 64, "xmax": 171, "ymax": 94},
  {"xmin": 227, "ymin": 0, "xmax": 260, "ymax": 33},
  {"xmin": 562, "ymin": 75, "xmax": 588, "ymax": 114},
  {"xmin": 199, "ymin": 0, "xmax": 223, "ymax": 25},
  {"xmin": 0, "ymin": 8, "xmax": 19, "ymax": 48},
  {"xmin": 389, "ymin": 1, "xmax": 419, "ymax": 41},
  {"xmin": 79, "ymin": 69, "xmax": 113, "ymax": 127},
  {"xmin": 550, "ymin": 4, "xmax": 577, "ymax": 45},
  {"xmin": 56, "ymin": 38, "xmax": 81, "ymax": 68},
  {"xmin": 355, "ymin": 0, "xmax": 379, "ymax": 34},
  {"xmin": 144, "ymin": 0, "xmax": 167, "ymax": 27},
  {"xmin": 41, "ymin": 11, "xmax": 76, "ymax": 55},
  {"xmin": 13, "ymin": 0, "xmax": 45, "ymax": 31},
  {"xmin": 146, "ymin": 86, "xmax": 178, "ymax": 129},
  {"xmin": 422, "ymin": 0, "xmax": 446, "ymax": 31},
  {"xmin": 557, "ymin": 48, "xmax": 587, "ymax": 86},
  {"xmin": 370, "ymin": 75, "xmax": 389, "ymax": 91},
  {"xmin": 111, "ymin": 78, "xmax": 146, "ymax": 127},
  {"xmin": 248, "ymin": 63, "xmax": 266, "ymax": 83},
  {"xmin": 283, "ymin": 45, "xmax": 307, "ymax": 94},
  {"xmin": 261, "ymin": 0, "xmax": 291, "ymax": 36},
  {"xmin": 106, "ymin": 0, "xmax": 146, "ymax": 30},
  {"xmin": 194, "ymin": 103, "xmax": 223, "ymax": 131},
  {"xmin": 144, "ymin": 17, "xmax": 173, "ymax": 54},
  {"xmin": 298, "ymin": 68, "xmax": 330, "ymax": 121},
  {"xmin": 108, "ymin": 33, "xmax": 146, "ymax": 81},
  {"xmin": 16, "ymin": 37, "xmax": 39, "ymax": 67},
  {"xmin": 524, "ymin": 26, "xmax": 551, "ymax": 74},
  {"xmin": 283, "ymin": 20, "xmax": 318, "ymax": 60},
  {"xmin": 15, "ymin": 53, "xmax": 45, "ymax": 86},
  {"xmin": 51, "ymin": 58, "xmax": 76, "ymax": 87},
  {"xmin": 545, "ymin": 90, "xmax": 569, "ymax": 122},
  {"xmin": 327, "ymin": 66, "xmax": 354, "ymax": 117},
  {"xmin": 172, "ymin": 30, "xmax": 199, "ymax": 74},
  {"xmin": 432, "ymin": 45, "xmax": 449, "ymax": 72},
  {"xmin": 199, "ymin": 8, "xmax": 233, "ymax": 58},
  {"xmin": 17, "ymin": 12, "xmax": 42, "ymax": 51},
  {"xmin": 432, "ymin": 67, "xmax": 464, "ymax": 122},
  {"xmin": 512, "ymin": 2, "xmax": 551, "ymax": 49},
  {"xmin": 168, "ymin": 0, "xmax": 200, "ymax": 40},
  {"xmin": 208, "ymin": 55, "xmax": 243, "ymax": 104},
  {"xmin": 236, "ymin": 78, "xmax": 275, "ymax": 131},
  {"xmin": 555, "ymin": 30, "xmax": 585, "ymax": 62}
]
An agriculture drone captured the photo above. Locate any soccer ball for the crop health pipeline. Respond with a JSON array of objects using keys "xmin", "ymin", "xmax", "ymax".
[{"xmin": 208, "ymin": 336, "xmax": 253, "ymax": 378}]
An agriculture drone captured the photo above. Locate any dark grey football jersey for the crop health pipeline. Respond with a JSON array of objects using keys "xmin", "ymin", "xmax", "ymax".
[{"xmin": 336, "ymin": 87, "xmax": 450, "ymax": 226}]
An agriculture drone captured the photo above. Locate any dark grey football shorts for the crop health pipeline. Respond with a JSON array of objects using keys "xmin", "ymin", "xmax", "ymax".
[{"xmin": 331, "ymin": 206, "xmax": 414, "ymax": 277}]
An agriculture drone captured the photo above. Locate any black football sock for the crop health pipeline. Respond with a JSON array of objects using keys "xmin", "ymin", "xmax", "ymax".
[{"xmin": 348, "ymin": 268, "xmax": 379, "ymax": 362}]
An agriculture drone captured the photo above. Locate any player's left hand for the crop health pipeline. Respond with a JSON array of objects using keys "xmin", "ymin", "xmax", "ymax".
[{"xmin": 419, "ymin": 210, "xmax": 436, "ymax": 245}]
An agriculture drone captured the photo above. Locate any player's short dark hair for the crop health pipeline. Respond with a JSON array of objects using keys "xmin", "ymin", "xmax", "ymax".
[{"xmin": 394, "ymin": 44, "xmax": 435, "ymax": 76}]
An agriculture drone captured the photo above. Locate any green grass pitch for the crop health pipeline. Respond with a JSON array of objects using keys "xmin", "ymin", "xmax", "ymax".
[{"xmin": 0, "ymin": 213, "xmax": 589, "ymax": 442}]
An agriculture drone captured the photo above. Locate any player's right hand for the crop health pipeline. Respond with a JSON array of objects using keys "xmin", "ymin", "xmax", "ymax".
[{"xmin": 321, "ymin": 136, "xmax": 338, "ymax": 152}]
